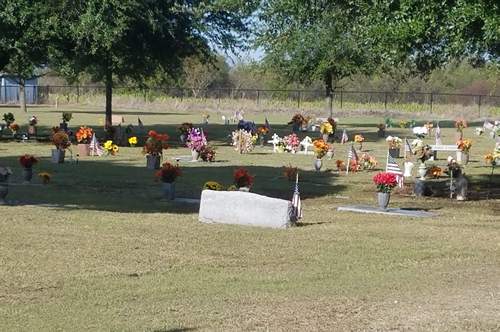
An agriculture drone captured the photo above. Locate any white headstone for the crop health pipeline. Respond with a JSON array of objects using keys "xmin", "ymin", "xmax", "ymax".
[{"xmin": 199, "ymin": 190, "xmax": 293, "ymax": 229}]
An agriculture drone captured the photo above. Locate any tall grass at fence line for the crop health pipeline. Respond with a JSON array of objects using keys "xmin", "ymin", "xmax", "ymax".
[{"xmin": 41, "ymin": 92, "xmax": 500, "ymax": 119}]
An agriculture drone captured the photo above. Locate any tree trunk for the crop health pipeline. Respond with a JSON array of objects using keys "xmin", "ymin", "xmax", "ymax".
[
  {"xmin": 19, "ymin": 79, "xmax": 27, "ymax": 113},
  {"xmin": 325, "ymin": 72, "xmax": 333, "ymax": 117},
  {"xmin": 105, "ymin": 71, "xmax": 113, "ymax": 129}
]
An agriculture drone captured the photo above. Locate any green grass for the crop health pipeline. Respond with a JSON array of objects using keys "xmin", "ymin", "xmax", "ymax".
[{"xmin": 0, "ymin": 105, "xmax": 499, "ymax": 331}]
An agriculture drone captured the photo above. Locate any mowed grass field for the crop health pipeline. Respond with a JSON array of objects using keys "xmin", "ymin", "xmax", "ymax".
[{"xmin": 0, "ymin": 105, "xmax": 499, "ymax": 331}]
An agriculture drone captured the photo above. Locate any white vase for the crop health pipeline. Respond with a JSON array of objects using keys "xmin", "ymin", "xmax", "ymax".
[
  {"xmin": 326, "ymin": 150, "xmax": 334, "ymax": 160},
  {"xmin": 403, "ymin": 161, "xmax": 414, "ymax": 178},
  {"xmin": 191, "ymin": 149, "xmax": 200, "ymax": 161},
  {"xmin": 418, "ymin": 163, "xmax": 427, "ymax": 179},
  {"xmin": 314, "ymin": 158, "xmax": 322, "ymax": 171},
  {"xmin": 456, "ymin": 151, "xmax": 469, "ymax": 165}
]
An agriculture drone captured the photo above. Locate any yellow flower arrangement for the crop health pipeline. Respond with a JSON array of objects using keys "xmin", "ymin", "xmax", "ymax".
[
  {"xmin": 320, "ymin": 122, "xmax": 333, "ymax": 134},
  {"xmin": 484, "ymin": 153, "xmax": 494, "ymax": 164},
  {"xmin": 354, "ymin": 134, "xmax": 365, "ymax": 143},
  {"xmin": 203, "ymin": 181, "xmax": 224, "ymax": 191},
  {"xmin": 313, "ymin": 139, "xmax": 329, "ymax": 159},
  {"xmin": 128, "ymin": 136, "xmax": 138, "ymax": 146},
  {"xmin": 456, "ymin": 139, "xmax": 472, "ymax": 152},
  {"xmin": 104, "ymin": 140, "xmax": 119, "ymax": 155},
  {"xmin": 38, "ymin": 172, "xmax": 51, "ymax": 184}
]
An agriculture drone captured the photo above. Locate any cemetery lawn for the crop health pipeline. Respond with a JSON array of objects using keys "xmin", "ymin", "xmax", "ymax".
[{"xmin": 1, "ymin": 106, "xmax": 499, "ymax": 331}]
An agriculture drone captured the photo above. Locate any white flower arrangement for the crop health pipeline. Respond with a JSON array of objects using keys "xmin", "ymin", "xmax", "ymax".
[{"xmin": 232, "ymin": 129, "xmax": 254, "ymax": 154}]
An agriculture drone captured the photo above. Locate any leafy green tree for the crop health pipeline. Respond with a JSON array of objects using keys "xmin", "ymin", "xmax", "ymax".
[
  {"xmin": 0, "ymin": 0, "xmax": 57, "ymax": 112},
  {"xmin": 256, "ymin": 1, "xmax": 379, "ymax": 112},
  {"xmin": 53, "ymin": 0, "xmax": 257, "ymax": 128}
]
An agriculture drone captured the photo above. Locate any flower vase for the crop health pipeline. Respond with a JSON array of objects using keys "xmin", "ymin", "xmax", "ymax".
[
  {"xmin": 146, "ymin": 155, "xmax": 161, "ymax": 170},
  {"xmin": 191, "ymin": 149, "xmax": 200, "ymax": 161},
  {"xmin": 28, "ymin": 125, "xmax": 37, "ymax": 136},
  {"xmin": 456, "ymin": 151, "xmax": 469, "ymax": 165},
  {"xmin": 238, "ymin": 186, "xmax": 250, "ymax": 192},
  {"xmin": 418, "ymin": 163, "xmax": 427, "ymax": 179},
  {"xmin": 388, "ymin": 148, "xmax": 400, "ymax": 158},
  {"xmin": 403, "ymin": 161, "xmax": 414, "ymax": 178},
  {"xmin": 179, "ymin": 134, "xmax": 186, "ymax": 145},
  {"xmin": 377, "ymin": 192, "xmax": 390, "ymax": 210},
  {"xmin": 326, "ymin": 150, "xmax": 334, "ymax": 160},
  {"xmin": 259, "ymin": 136, "xmax": 265, "ymax": 147},
  {"xmin": 377, "ymin": 129, "xmax": 385, "ymax": 138},
  {"xmin": 77, "ymin": 143, "xmax": 90, "ymax": 157},
  {"xmin": 162, "ymin": 182, "xmax": 175, "ymax": 200},
  {"xmin": 322, "ymin": 134, "xmax": 329, "ymax": 143},
  {"xmin": 51, "ymin": 149, "xmax": 65, "ymax": 164},
  {"xmin": 292, "ymin": 123, "xmax": 300, "ymax": 133},
  {"xmin": 22, "ymin": 168, "xmax": 33, "ymax": 183},
  {"xmin": 314, "ymin": 158, "xmax": 322, "ymax": 171}
]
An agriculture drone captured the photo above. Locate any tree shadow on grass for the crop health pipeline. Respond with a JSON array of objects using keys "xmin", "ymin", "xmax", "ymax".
[{"xmin": 0, "ymin": 155, "xmax": 345, "ymax": 214}]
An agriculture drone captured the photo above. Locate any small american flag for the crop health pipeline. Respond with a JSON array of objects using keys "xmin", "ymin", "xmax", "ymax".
[
  {"xmin": 291, "ymin": 173, "xmax": 302, "ymax": 221},
  {"xmin": 386, "ymin": 153, "xmax": 403, "ymax": 188},
  {"xmin": 340, "ymin": 129, "xmax": 349, "ymax": 144},
  {"xmin": 89, "ymin": 133, "xmax": 103, "ymax": 156},
  {"xmin": 348, "ymin": 144, "xmax": 358, "ymax": 162},
  {"xmin": 435, "ymin": 124, "xmax": 442, "ymax": 145}
]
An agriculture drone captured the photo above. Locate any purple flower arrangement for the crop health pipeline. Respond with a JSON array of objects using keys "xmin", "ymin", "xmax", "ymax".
[{"xmin": 186, "ymin": 128, "xmax": 207, "ymax": 152}]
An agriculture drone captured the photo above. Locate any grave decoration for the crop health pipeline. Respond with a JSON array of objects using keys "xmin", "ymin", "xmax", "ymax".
[
  {"xmin": 455, "ymin": 119, "xmax": 467, "ymax": 140},
  {"xmin": 399, "ymin": 120, "xmax": 409, "ymax": 128},
  {"xmin": 186, "ymin": 128, "xmax": 207, "ymax": 161},
  {"xmin": 445, "ymin": 157, "xmax": 468, "ymax": 200},
  {"xmin": 384, "ymin": 117, "xmax": 394, "ymax": 128},
  {"xmin": 144, "ymin": 130, "xmax": 169, "ymax": 168},
  {"xmin": 313, "ymin": 139, "xmax": 329, "ymax": 171},
  {"xmin": 268, "ymin": 133, "xmax": 283, "ymax": 153},
  {"xmin": 28, "ymin": 115, "xmax": 38, "ymax": 136},
  {"xmin": 288, "ymin": 114, "xmax": 306, "ymax": 132},
  {"xmin": 386, "ymin": 136, "xmax": 402, "ymax": 158},
  {"xmin": 257, "ymin": 126, "xmax": 269, "ymax": 146},
  {"xmin": 60, "ymin": 112, "xmax": 72, "ymax": 131},
  {"xmin": 128, "ymin": 136, "xmax": 137, "ymax": 147},
  {"xmin": 456, "ymin": 139, "xmax": 472, "ymax": 165},
  {"xmin": 202, "ymin": 113, "xmax": 210, "ymax": 125},
  {"xmin": 9, "ymin": 123, "xmax": 20, "ymax": 136},
  {"xmin": 0, "ymin": 167, "xmax": 13, "ymax": 204},
  {"xmin": 283, "ymin": 164, "xmax": 298, "ymax": 181},
  {"xmin": 3, "ymin": 112, "xmax": 15, "ymax": 127},
  {"xmin": 89, "ymin": 134, "xmax": 103, "ymax": 156},
  {"xmin": 178, "ymin": 122, "xmax": 193, "ymax": 144},
  {"xmin": 373, "ymin": 172, "xmax": 398, "ymax": 210},
  {"xmin": 103, "ymin": 140, "xmax": 119, "ymax": 156},
  {"xmin": 412, "ymin": 126, "xmax": 429, "ymax": 138},
  {"xmin": 200, "ymin": 145, "xmax": 216, "ymax": 162},
  {"xmin": 51, "ymin": 129, "xmax": 71, "ymax": 163},
  {"xmin": 19, "ymin": 154, "xmax": 38, "ymax": 183},
  {"xmin": 346, "ymin": 144, "xmax": 360, "ymax": 174},
  {"xmin": 283, "ymin": 133, "xmax": 300, "ymax": 153},
  {"xmin": 320, "ymin": 121, "xmax": 334, "ymax": 142},
  {"xmin": 424, "ymin": 122, "xmax": 434, "ymax": 134},
  {"xmin": 234, "ymin": 167, "xmax": 254, "ymax": 192},
  {"xmin": 484, "ymin": 146, "xmax": 500, "ymax": 166},
  {"xmin": 203, "ymin": 181, "xmax": 224, "ymax": 191},
  {"xmin": 354, "ymin": 134, "xmax": 365, "ymax": 151},
  {"xmin": 75, "ymin": 126, "xmax": 94, "ymax": 156},
  {"xmin": 232, "ymin": 129, "xmax": 254, "ymax": 154},
  {"xmin": 360, "ymin": 153, "xmax": 377, "ymax": 170},
  {"xmin": 475, "ymin": 127, "xmax": 484, "ymax": 136},
  {"xmin": 336, "ymin": 160, "xmax": 346, "ymax": 172},
  {"xmin": 427, "ymin": 165, "xmax": 443, "ymax": 178},
  {"xmin": 155, "ymin": 162, "xmax": 181, "ymax": 200},
  {"xmin": 38, "ymin": 172, "xmax": 51, "ymax": 185},
  {"xmin": 377, "ymin": 123, "xmax": 386, "ymax": 137},
  {"xmin": 300, "ymin": 136, "xmax": 313, "ymax": 154}
]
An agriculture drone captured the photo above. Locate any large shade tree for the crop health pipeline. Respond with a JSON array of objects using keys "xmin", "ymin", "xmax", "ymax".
[
  {"xmin": 53, "ymin": 0, "xmax": 257, "ymax": 128},
  {"xmin": 256, "ymin": 1, "xmax": 380, "ymax": 111},
  {"xmin": 0, "ymin": 0, "xmax": 58, "ymax": 112}
]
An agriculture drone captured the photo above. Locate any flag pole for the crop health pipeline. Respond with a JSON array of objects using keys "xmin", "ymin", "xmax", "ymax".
[{"xmin": 346, "ymin": 144, "xmax": 350, "ymax": 175}]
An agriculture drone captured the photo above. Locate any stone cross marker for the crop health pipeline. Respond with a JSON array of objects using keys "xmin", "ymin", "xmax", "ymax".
[
  {"xmin": 300, "ymin": 136, "xmax": 313, "ymax": 154},
  {"xmin": 268, "ymin": 133, "xmax": 281, "ymax": 152}
]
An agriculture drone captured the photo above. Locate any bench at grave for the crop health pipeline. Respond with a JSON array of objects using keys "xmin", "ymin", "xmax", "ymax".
[
  {"xmin": 430, "ymin": 144, "xmax": 459, "ymax": 160},
  {"xmin": 198, "ymin": 190, "xmax": 294, "ymax": 229}
]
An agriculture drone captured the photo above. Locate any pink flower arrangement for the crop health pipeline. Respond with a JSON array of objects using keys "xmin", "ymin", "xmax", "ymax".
[
  {"xmin": 186, "ymin": 128, "xmax": 207, "ymax": 152},
  {"xmin": 283, "ymin": 133, "xmax": 300, "ymax": 152},
  {"xmin": 373, "ymin": 172, "xmax": 398, "ymax": 193}
]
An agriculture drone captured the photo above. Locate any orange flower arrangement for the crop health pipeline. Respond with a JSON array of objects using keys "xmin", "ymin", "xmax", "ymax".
[
  {"xmin": 354, "ymin": 134, "xmax": 365, "ymax": 143},
  {"xmin": 313, "ymin": 139, "xmax": 329, "ymax": 159},
  {"xmin": 456, "ymin": 139, "xmax": 472, "ymax": 152},
  {"xmin": 52, "ymin": 130, "xmax": 71, "ymax": 150},
  {"xmin": 427, "ymin": 166, "xmax": 443, "ymax": 178},
  {"xmin": 75, "ymin": 126, "xmax": 94, "ymax": 144},
  {"xmin": 9, "ymin": 123, "xmax": 20, "ymax": 132},
  {"xmin": 336, "ymin": 160, "xmax": 346, "ymax": 171},
  {"xmin": 257, "ymin": 126, "xmax": 269, "ymax": 135}
]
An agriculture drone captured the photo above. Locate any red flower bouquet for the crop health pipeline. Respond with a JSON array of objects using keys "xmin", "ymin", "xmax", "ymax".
[
  {"xmin": 373, "ymin": 172, "xmax": 398, "ymax": 193},
  {"xmin": 19, "ymin": 154, "xmax": 38, "ymax": 168},
  {"xmin": 143, "ymin": 130, "xmax": 169, "ymax": 156},
  {"xmin": 234, "ymin": 167, "xmax": 254, "ymax": 188},
  {"xmin": 155, "ymin": 162, "xmax": 181, "ymax": 183}
]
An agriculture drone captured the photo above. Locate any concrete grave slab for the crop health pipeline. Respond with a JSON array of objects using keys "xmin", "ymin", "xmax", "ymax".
[
  {"xmin": 337, "ymin": 205, "xmax": 435, "ymax": 218},
  {"xmin": 199, "ymin": 190, "xmax": 293, "ymax": 229}
]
